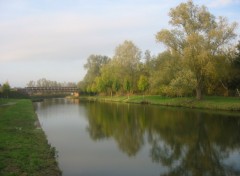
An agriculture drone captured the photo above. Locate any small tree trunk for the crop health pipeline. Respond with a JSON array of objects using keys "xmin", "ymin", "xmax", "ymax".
[
  {"xmin": 196, "ymin": 88, "xmax": 201, "ymax": 100},
  {"xmin": 195, "ymin": 76, "xmax": 204, "ymax": 100},
  {"xmin": 237, "ymin": 89, "xmax": 240, "ymax": 97},
  {"xmin": 220, "ymin": 80, "xmax": 229, "ymax": 97},
  {"xmin": 196, "ymin": 84, "xmax": 202, "ymax": 100}
]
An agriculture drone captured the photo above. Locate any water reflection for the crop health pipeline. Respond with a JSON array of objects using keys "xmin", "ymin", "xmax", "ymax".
[
  {"xmin": 35, "ymin": 99, "xmax": 240, "ymax": 176},
  {"xmin": 85, "ymin": 102, "xmax": 145, "ymax": 156},
  {"xmin": 83, "ymin": 101, "xmax": 240, "ymax": 175}
]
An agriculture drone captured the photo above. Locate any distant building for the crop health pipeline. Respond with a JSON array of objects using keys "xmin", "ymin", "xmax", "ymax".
[{"xmin": 73, "ymin": 92, "xmax": 79, "ymax": 97}]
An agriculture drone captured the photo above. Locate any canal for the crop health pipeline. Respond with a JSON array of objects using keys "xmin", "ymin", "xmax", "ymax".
[{"xmin": 35, "ymin": 98, "xmax": 240, "ymax": 176}]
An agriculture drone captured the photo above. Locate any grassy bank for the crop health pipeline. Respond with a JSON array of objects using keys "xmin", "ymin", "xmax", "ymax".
[
  {"xmin": 79, "ymin": 95, "xmax": 240, "ymax": 111},
  {"xmin": 0, "ymin": 99, "xmax": 61, "ymax": 176}
]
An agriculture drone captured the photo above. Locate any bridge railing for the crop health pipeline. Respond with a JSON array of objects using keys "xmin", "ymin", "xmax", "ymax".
[{"xmin": 24, "ymin": 87, "xmax": 79, "ymax": 93}]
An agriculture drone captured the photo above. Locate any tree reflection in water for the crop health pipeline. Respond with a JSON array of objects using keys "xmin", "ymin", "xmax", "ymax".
[
  {"xmin": 83, "ymin": 101, "xmax": 240, "ymax": 175},
  {"xmin": 85, "ymin": 102, "xmax": 144, "ymax": 156}
]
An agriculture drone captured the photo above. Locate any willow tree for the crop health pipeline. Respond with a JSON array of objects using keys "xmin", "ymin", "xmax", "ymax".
[{"xmin": 156, "ymin": 0, "xmax": 237, "ymax": 100}]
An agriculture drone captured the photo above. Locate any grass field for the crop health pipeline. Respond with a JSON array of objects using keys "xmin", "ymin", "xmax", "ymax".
[
  {"xmin": 0, "ymin": 99, "xmax": 61, "ymax": 176},
  {"xmin": 79, "ymin": 95, "xmax": 240, "ymax": 111}
]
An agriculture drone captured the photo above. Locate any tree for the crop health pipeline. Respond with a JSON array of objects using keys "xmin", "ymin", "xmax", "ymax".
[
  {"xmin": 112, "ymin": 79, "xmax": 121, "ymax": 95},
  {"xmin": 2, "ymin": 82, "xmax": 10, "ymax": 98},
  {"xmin": 139, "ymin": 50, "xmax": 154, "ymax": 83},
  {"xmin": 83, "ymin": 55, "xmax": 110, "ymax": 91},
  {"xmin": 27, "ymin": 80, "xmax": 35, "ymax": 87},
  {"xmin": 147, "ymin": 51, "xmax": 196, "ymax": 97},
  {"xmin": 168, "ymin": 69, "xmax": 196, "ymax": 97},
  {"xmin": 84, "ymin": 55, "xmax": 110, "ymax": 78},
  {"xmin": 143, "ymin": 50, "xmax": 153, "ymax": 76},
  {"xmin": 99, "ymin": 72, "xmax": 121, "ymax": 97},
  {"xmin": 27, "ymin": 78, "xmax": 76, "ymax": 88},
  {"xmin": 124, "ymin": 78, "xmax": 131, "ymax": 99},
  {"xmin": 228, "ymin": 41, "xmax": 240, "ymax": 95},
  {"xmin": 112, "ymin": 40, "xmax": 141, "ymax": 93},
  {"xmin": 138, "ymin": 75, "xmax": 149, "ymax": 99},
  {"xmin": 97, "ymin": 63, "xmax": 115, "ymax": 96},
  {"xmin": 156, "ymin": 0, "xmax": 237, "ymax": 100},
  {"xmin": 149, "ymin": 51, "xmax": 182, "ymax": 95}
]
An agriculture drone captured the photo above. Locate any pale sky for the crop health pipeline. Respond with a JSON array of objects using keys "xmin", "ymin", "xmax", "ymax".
[{"xmin": 0, "ymin": 0, "xmax": 239, "ymax": 87}]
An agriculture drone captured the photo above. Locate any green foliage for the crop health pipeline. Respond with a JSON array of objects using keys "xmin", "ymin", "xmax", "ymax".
[
  {"xmin": 123, "ymin": 78, "xmax": 131, "ymax": 93},
  {"xmin": 150, "ymin": 51, "xmax": 176, "ymax": 91},
  {"xmin": 112, "ymin": 79, "xmax": 121, "ymax": 93},
  {"xmin": 228, "ymin": 41, "xmax": 240, "ymax": 91},
  {"xmin": 27, "ymin": 78, "xmax": 76, "ymax": 87},
  {"xmin": 156, "ymin": 0, "xmax": 237, "ymax": 99},
  {"xmin": 80, "ymin": 1, "xmax": 238, "ymax": 98},
  {"xmin": 1, "ymin": 82, "xmax": 10, "ymax": 98},
  {"xmin": 138, "ymin": 75, "xmax": 149, "ymax": 92},
  {"xmin": 81, "ymin": 55, "xmax": 110, "ymax": 92},
  {"xmin": 168, "ymin": 69, "xmax": 196, "ymax": 96},
  {"xmin": 97, "ymin": 63, "xmax": 115, "ymax": 95},
  {"xmin": 112, "ymin": 40, "xmax": 141, "ymax": 92}
]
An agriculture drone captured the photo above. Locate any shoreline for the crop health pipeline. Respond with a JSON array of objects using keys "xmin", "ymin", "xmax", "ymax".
[{"xmin": 78, "ymin": 95, "xmax": 240, "ymax": 111}]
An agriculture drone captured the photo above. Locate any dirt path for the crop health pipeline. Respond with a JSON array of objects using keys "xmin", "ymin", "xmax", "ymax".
[{"xmin": 0, "ymin": 102, "xmax": 16, "ymax": 107}]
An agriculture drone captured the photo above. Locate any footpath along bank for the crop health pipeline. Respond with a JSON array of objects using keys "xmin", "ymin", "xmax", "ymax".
[{"xmin": 0, "ymin": 99, "xmax": 61, "ymax": 176}]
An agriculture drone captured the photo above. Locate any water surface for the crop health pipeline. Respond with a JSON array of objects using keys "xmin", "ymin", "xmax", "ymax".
[{"xmin": 35, "ymin": 98, "xmax": 240, "ymax": 176}]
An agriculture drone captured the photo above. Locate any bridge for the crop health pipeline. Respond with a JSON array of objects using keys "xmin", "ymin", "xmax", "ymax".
[{"xmin": 24, "ymin": 87, "xmax": 79, "ymax": 96}]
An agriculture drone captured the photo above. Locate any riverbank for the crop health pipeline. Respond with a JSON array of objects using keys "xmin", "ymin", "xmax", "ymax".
[
  {"xmin": 79, "ymin": 95, "xmax": 240, "ymax": 111},
  {"xmin": 0, "ymin": 99, "xmax": 61, "ymax": 175}
]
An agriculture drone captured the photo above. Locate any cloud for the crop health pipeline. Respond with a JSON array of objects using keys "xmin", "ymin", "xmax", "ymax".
[
  {"xmin": 0, "ymin": 15, "xmax": 115, "ymax": 61},
  {"xmin": 0, "ymin": 0, "xmax": 238, "ymax": 63},
  {"xmin": 0, "ymin": 2, "xmax": 169, "ymax": 63}
]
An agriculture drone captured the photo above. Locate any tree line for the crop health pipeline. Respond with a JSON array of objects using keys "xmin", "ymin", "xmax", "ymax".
[
  {"xmin": 78, "ymin": 1, "xmax": 239, "ymax": 100},
  {"xmin": 27, "ymin": 78, "xmax": 77, "ymax": 88},
  {"xmin": 0, "ymin": 82, "xmax": 11, "ymax": 98},
  {"xmin": 0, "ymin": 82, "xmax": 30, "ymax": 99}
]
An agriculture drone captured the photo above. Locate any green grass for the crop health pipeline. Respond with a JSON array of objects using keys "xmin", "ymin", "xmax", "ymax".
[
  {"xmin": 79, "ymin": 95, "xmax": 240, "ymax": 111},
  {"xmin": 0, "ymin": 99, "xmax": 61, "ymax": 176}
]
